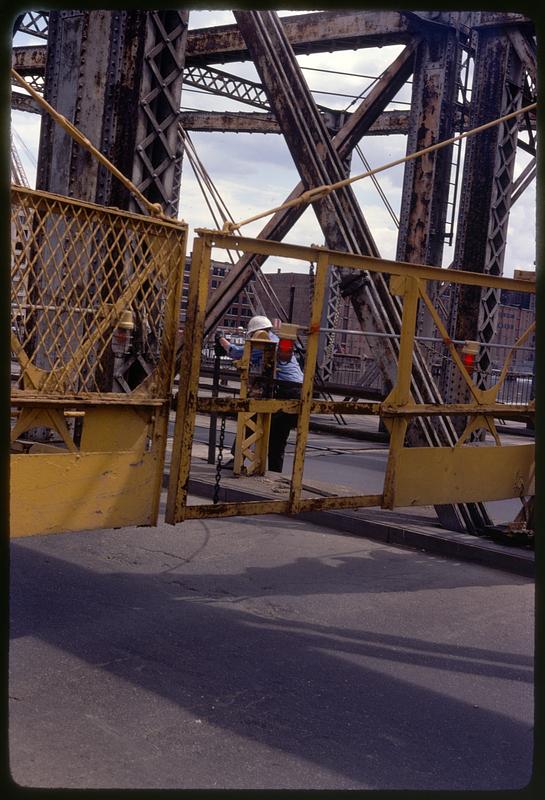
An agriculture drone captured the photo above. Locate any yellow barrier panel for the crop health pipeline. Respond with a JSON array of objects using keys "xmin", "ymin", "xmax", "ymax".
[{"xmin": 10, "ymin": 186, "xmax": 187, "ymax": 536}]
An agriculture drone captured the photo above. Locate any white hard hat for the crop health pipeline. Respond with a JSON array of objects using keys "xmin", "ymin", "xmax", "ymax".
[{"xmin": 246, "ymin": 315, "xmax": 273, "ymax": 335}]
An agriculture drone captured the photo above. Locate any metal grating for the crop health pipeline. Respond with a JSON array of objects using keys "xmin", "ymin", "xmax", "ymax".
[{"xmin": 11, "ymin": 186, "xmax": 186, "ymax": 399}]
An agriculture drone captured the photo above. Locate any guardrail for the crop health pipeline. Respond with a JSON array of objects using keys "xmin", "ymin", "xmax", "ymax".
[{"xmin": 166, "ymin": 230, "xmax": 535, "ymax": 525}]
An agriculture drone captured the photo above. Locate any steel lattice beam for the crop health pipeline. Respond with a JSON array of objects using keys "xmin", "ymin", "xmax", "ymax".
[
  {"xmin": 449, "ymin": 30, "xmax": 525, "ymax": 387},
  {"xmin": 130, "ymin": 10, "xmax": 189, "ymax": 216},
  {"xmin": 13, "ymin": 10, "xmax": 49, "ymax": 39}
]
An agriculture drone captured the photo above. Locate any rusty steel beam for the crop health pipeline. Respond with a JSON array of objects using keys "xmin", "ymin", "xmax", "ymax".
[
  {"xmin": 473, "ymin": 12, "xmax": 533, "ymax": 28},
  {"xmin": 12, "ymin": 44, "xmax": 45, "ymax": 73},
  {"xmin": 451, "ymin": 31, "xmax": 524, "ymax": 347},
  {"xmin": 12, "ymin": 11, "xmax": 535, "ymax": 71},
  {"xmin": 179, "ymin": 108, "xmax": 411, "ymax": 135},
  {"xmin": 203, "ymin": 41, "xmax": 418, "ymax": 335},
  {"xmin": 188, "ymin": 10, "xmax": 412, "ymax": 65},
  {"xmin": 396, "ymin": 29, "xmax": 459, "ymax": 268},
  {"xmin": 11, "ymin": 12, "xmax": 411, "ymax": 73},
  {"xmin": 11, "ymin": 91, "xmax": 41, "ymax": 114}
]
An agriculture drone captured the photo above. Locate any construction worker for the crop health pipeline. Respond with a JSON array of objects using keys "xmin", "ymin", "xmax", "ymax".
[{"xmin": 216, "ymin": 315, "xmax": 303, "ymax": 472}]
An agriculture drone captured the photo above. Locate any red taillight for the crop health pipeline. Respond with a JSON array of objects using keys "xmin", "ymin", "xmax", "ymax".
[
  {"xmin": 277, "ymin": 338, "xmax": 294, "ymax": 361},
  {"xmin": 462, "ymin": 352, "xmax": 476, "ymax": 371}
]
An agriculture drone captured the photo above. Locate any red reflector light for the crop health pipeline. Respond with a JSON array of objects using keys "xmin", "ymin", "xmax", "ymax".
[
  {"xmin": 278, "ymin": 338, "xmax": 294, "ymax": 361},
  {"xmin": 462, "ymin": 353, "xmax": 475, "ymax": 370}
]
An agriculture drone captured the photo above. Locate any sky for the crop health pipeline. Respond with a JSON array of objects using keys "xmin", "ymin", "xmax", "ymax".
[{"xmin": 10, "ymin": 9, "xmax": 536, "ymax": 278}]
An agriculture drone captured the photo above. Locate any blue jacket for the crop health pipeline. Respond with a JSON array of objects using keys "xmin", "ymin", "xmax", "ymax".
[{"xmin": 227, "ymin": 331, "xmax": 303, "ymax": 383}]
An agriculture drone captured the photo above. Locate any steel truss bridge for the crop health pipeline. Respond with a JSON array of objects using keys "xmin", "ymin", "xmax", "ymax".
[{"xmin": 10, "ymin": 10, "xmax": 536, "ymax": 537}]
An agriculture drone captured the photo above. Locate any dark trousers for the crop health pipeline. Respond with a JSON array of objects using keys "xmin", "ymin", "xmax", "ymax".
[
  {"xmin": 268, "ymin": 410, "xmax": 297, "ymax": 472},
  {"xmin": 268, "ymin": 380, "xmax": 302, "ymax": 472}
]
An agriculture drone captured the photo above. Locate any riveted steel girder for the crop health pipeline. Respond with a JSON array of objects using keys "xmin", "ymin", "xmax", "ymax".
[
  {"xmin": 450, "ymin": 30, "xmax": 525, "ymax": 377},
  {"xmin": 396, "ymin": 28, "xmax": 460, "ymax": 267},
  {"xmin": 179, "ymin": 109, "xmax": 411, "ymax": 135},
  {"xmin": 188, "ymin": 10, "xmax": 412, "ymax": 65},
  {"xmin": 14, "ymin": 8, "xmax": 410, "ymax": 74},
  {"xmin": 36, "ymin": 10, "xmax": 188, "ymax": 215}
]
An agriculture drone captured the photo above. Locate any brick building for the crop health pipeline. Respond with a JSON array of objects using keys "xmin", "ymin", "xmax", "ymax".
[
  {"xmin": 493, "ymin": 270, "xmax": 535, "ymax": 369},
  {"xmin": 179, "ymin": 256, "xmax": 259, "ymax": 339},
  {"xmin": 259, "ymin": 270, "xmax": 370, "ymax": 360}
]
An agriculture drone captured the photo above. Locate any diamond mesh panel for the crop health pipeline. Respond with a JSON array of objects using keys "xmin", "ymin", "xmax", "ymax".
[{"xmin": 11, "ymin": 186, "xmax": 186, "ymax": 398}]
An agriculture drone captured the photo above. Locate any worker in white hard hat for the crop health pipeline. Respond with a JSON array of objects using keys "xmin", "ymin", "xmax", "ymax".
[{"xmin": 216, "ymin": 315, "xmax": 303, "ymax": 471}]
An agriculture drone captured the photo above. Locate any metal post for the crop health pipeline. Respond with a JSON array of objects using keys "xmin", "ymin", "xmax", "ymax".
[{"xmin": 207, "ymin": 351, "xmax": 221, "ymax": 463}]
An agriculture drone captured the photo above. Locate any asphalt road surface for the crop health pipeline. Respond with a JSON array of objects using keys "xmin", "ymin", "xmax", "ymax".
[{"xmin": 9, "ymin": 509, "xmax": 534, "ymax": 790}]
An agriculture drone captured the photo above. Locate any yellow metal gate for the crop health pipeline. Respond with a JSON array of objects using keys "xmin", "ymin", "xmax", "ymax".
[
  {"xmin": 10, "ymin": 186, "xmax": 187, "ymax": 536},
  {"xmin": 166, "ymin": 230, "xmax": 535, "ymax": 525}
]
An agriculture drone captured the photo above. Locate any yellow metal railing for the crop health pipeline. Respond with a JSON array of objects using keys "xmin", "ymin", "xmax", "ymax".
[
  {"xmin": 166, "ymin": 230, "xmax": 534, "ymax": 524},
  {"xmin": 10, "ymin": 186, "xmax": 188, "ymax": 537},
  {"xmin": 11, "ymin": 186, "xmax": 186, "ymax": 400}
]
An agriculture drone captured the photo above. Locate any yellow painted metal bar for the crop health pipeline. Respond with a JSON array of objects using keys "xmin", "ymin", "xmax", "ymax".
[
  {"xmin": 10, "ymin": 332, "xmax": 47, "ymax": 390},
  {"xmin": 289, "ymin": 250, "xmax": 330, "ymax": 513},
  {"xmin": 380, "ymin": 402, "xmax": 533, "ymax": 418},
  {"xmin": 197, "ymin": 396, "xmax": 532, "ymax": 420},
  {"xmin": 382, "ymin": 276, "xmax": 419, "ymax": 509},
  {"xmin": 418, "ymin": 283, "xmax": 481, "ymax": 403},
  {"xmin": 298, "ymin": 494, "xmax": 383, "ymax": 512},
  {"xmin": 11, "ymin": 185, "xmax": 187, "ymax": 230},
  {"xmin": 10, "ymin": 407, "xmax": 78, "ymax": 452},
  {"xmin": 197, "ymin": 397, "xmax": 380, "ymax": 416},
  {"xmin": 166, "ymin": 235, "xmax": 212, "ymax": 524},
  {"xmin": 182, "ymin": 499, "xmax": 291, "ymax": 519},
  {"xmin": 11, "ymin": 391, "xmax": 166, "ymax": 406},
  {"xmin": 153, "ymin": 228, "xmax": 188, "ymax": 396},
  {"xmin": 200, "ymin": 232, "xmax": 535, "ymax": 294},
  {"xmin": 149, "ymin": 404, "xmax": 171, "ymax": 524},
  {"xmin": 234, "ymin": 340, "xmax": 251, "ymax": 474},
  {"xmin": 181, "ymin": 491, "xmax": 384, "ymax": 520},
  {"xmin": 455, "ymin": 414, "xmax": 501, "ymax": 448}
]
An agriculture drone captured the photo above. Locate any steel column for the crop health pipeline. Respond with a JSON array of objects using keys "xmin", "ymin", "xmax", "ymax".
[
  {"xmin": 448, "ymin": 29, "xmax": 525, "ymax": 395},
  {"xmin": 396, "ymin": 26, "xmax": 460, "ymax": 269},
  {"xmin": 36, "ymin": 10, "xmax": 188, "ymax": 215}
]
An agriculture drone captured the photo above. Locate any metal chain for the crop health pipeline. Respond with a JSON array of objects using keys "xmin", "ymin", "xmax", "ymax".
[{"xmin": 213, "ymin": 413, "xmax": 226, "ymax": 505}]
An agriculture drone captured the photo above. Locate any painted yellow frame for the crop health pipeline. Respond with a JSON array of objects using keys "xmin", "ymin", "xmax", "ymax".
[
  {"xmin": 166, "ymin": 231, "xmax": 535, "ymax": 524},
  {"xmin": 10, "ymin": 188, "xmax": 188, "ymax": 537}
]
